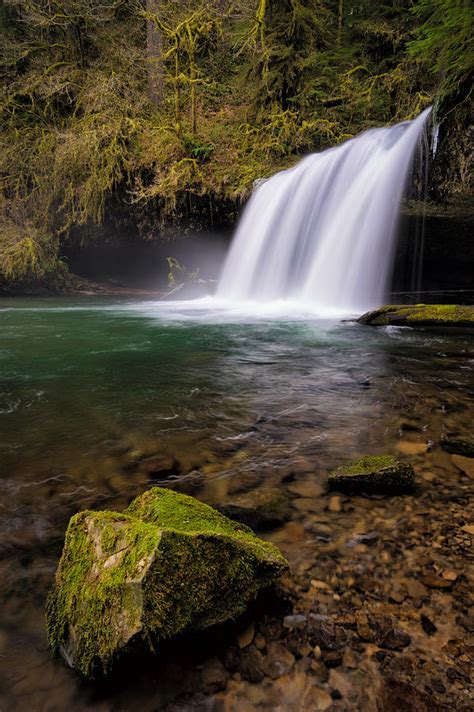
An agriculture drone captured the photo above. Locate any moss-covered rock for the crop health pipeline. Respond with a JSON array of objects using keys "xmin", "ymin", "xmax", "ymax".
[
  {"xmin": 357, "ymin": 304, "xmax": 474, "ymax": 328},
  {"xmin": 440, "ymin": 434, "xmax": 474, "ymax": 458},
  {"xmin": 217, "ymin": 487, "xmax": 291, "ymax": 530},
  {"xmin": 47, "ymin": 487, "xmax": 288, "ymax": 679},
  {"xmin": 327, "ymin": 455, "xmax": 415, "ymax": 495}
]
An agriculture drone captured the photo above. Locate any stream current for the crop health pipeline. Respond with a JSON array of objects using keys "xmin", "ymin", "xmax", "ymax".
[{"xmin": 0, "ymin": 297, "xmax": 473, "ymax": 709}]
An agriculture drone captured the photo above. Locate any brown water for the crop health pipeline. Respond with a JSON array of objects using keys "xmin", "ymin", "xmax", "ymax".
[{"xmin": 0, "ymin": 297, "xmax": 472, "ymax": 710}]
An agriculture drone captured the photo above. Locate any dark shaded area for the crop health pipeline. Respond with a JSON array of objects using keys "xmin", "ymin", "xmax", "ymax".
[{"xmin": 393, "ymin": 207, "xmax": 474, "ymax": 304}]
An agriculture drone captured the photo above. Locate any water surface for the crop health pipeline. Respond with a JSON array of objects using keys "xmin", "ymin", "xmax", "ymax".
[{"xmin": 1, "ymin": 297, "xmax": 472, "ymax": 710}]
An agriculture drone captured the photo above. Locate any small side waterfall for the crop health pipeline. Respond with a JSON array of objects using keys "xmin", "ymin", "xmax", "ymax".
[{"xmin": 217, "ymin": 108, "xmax": 431, "ymax": 314}]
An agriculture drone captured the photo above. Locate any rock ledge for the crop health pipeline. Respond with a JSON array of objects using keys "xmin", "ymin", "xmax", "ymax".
[{"xmin": 357, "ymin": 304, "xmax": 474, "ymax": 328}]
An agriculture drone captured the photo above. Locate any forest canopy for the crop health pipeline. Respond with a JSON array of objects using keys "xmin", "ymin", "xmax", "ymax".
[{"xmin": 0, "ymin": 0, "xmax": 472, "ymax": 285}]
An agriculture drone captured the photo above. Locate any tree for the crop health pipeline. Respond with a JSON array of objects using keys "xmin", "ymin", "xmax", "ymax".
[{"xmin": 146, "ymin": 0, "xmax": 164, "ymax": 106}]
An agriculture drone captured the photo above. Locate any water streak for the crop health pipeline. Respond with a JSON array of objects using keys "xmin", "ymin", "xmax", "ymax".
[{"xmin": 218, "ymin": 108, "xmax": 431, "ymax": 314}]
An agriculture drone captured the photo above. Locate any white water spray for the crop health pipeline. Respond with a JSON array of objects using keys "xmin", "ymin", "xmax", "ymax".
[{"xmin": 217, "ymin": 108, "xmax": 431, "ymax": 314}]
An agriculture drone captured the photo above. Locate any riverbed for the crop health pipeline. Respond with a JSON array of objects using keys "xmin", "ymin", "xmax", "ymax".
[{"xmin": 0, "ymin": 297, "xmax": 472, "ymax": 710}]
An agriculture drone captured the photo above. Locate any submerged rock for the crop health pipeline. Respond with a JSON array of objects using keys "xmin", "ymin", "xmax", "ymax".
[
  {"xmin": 357, "ymin": 304, "xmax": 474, "ymax": 328},
  {"xmin": 218, "ymin": 487, "xmax": 291, "ymax": 530},
  {"xmin": 47, "ymin": 487, "xmax": 288, "ymax": 678},
  {"xmin": 440, "ymin": 434, "xmax": 474, "ymax": 458},
  {"xmin": 327, "ymin": 455, "xmax": 415, "ymax": 495}
]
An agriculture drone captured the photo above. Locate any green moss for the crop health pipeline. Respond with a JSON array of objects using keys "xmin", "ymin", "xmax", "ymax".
[
  {"xmin": 334, "ymin": 455, "xmax": 397, "ymax": 476},
  {"xmin": 47, "ymin": 488, "xmax": 288, "ymax": 679},
  {"xmin": 328, "ymin": 455, "xmax": 415, "ymax": 495},
  {"xmin": 358, "ymin": 304, "xmax": 474, "ymax": 327},
  {"xmin": 47, "ymin": 510, "xmax": 161, "ymax": 678}
]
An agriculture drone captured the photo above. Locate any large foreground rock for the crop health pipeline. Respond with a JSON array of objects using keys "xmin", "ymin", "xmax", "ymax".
[
  {"xmin": 47, "ymin": 488, "xmax": 288, "ymax": 678},
  {"xmin": 358, "ymin": 304, "xmax": 474, "ymax": 328},
  {"xmin": 327, "ymin": 455, "xmax": 415, "ymax": 495}
]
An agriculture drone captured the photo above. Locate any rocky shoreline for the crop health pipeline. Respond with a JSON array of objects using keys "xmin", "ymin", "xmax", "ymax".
[{"xmin": 46, "ymin": 440, "xmax": 473, "ymax": 710}]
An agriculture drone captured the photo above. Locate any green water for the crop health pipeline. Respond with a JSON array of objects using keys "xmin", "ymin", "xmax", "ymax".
[{"xmin": 0, "ymin": 297, "xmax": 472, "ymax": 710}]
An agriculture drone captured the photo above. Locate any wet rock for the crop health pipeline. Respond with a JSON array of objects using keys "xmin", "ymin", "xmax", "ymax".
[
  {"xmin": 237, "ymin": 623, "xmax": 255, "ymax": 649},
  {"xmin": 396, "ymin": 441, "xmax": 429, "ymax": 456},
  {"xmin": 283, "ymin": 614, "xmax": 307, "ymax": 630},
  {"xmin": 440, "ymin": 434, "xmax": 474, "ymax": 458},
  {"xmin": 357, "ymin": 304, "xmax": 474, "ymax": 328},
  {"xmin": 261, "ymin": 642, "xmax": 295, "ymax": 679},
  {"xmin": 378, "ymin": 677, "xmax": 441, "ymax": 712},
  {"xmin": 347, "ymin": 530, "xmax": 379, "ymax": 547},
  {"xmin": 309, "ymin": 614, "xmax": 337, "ymax": 649},
  {"xmin": 327, "ymin": 455, "xmax": 415, "ymax": 495},
  {"xmin": 328, "ymin": 495, "xmax": 342, "ymax": 513},
  {"xmin": 451, "ymin": 454, "xmax": 474, "ymax": 480},
  {"xmin": 321, "ymin": 650, "xmax": 343, "ymax": 668},
  {"xmin": 47, "ymin": 487, "xmax": 288, "ymax": 678},
  {"xmin": 379, "ymin": 629, "xmax": 411, "ymax": 650},
  {"xmin": 201, "ymin": 657, "xmax": 228, "ymax": 693},
  {"xmin": 310, "ymin": 660, "xmax": 329, "ymax": 682},
  {"xmin": 421, "ymin": 614, "xmax": 437, "ymax": 636},
  {"xmin": 405, "ymin": 578, "xmax": 428, "ymax": 599},
  {"xmin": 238, "ymin": 645, "xmax": 265, "ymax": 683},
  {"xmin": 218, "ymin": 487, "xmax": 291, "ymax": 529},
  {"xmin": 223, "ymin": 646, "xmax": 240, "ymax": 672},
  {"xmin": 355, "ymin": 613, "xmax": 373, "ymax": 642},
  {"xmin": 287, "ymin": 480, "xmax": 324, "ymax": 498},
  {"xmin": 422, "ymin": 573, "xmax": 455, "ymax": 590}
]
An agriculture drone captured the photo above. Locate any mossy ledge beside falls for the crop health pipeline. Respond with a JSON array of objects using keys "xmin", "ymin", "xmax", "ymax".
[
  {"xmin": 46, "ymin": 487, "xmax": 288, "ymax": 679},
  {"xmin": 357, "ymin": 304, "xmax": 474, "ymax": 328}
]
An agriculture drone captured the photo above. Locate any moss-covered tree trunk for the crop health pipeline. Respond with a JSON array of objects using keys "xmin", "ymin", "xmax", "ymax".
[
  {"xmin": 146, "ymin": 0, "xmax": 164, "ymax": 106},
  {"xmin": 337, "ymin": 0, "xmax": 344, "ymax": 46}
]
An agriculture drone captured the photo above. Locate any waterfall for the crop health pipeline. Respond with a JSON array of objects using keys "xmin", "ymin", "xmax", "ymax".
[{"xmin": 217, "ymin": 108, "xmax": 431, "ymax": 314}]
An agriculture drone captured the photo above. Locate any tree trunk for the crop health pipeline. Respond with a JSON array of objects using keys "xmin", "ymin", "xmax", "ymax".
[
  {"xmin": 337, "ymin": 0, "xmax": 343, "ymax": 47},
  {"xmin": 146, "ymin": 0, "xmax": 163, "ymax": 107}
]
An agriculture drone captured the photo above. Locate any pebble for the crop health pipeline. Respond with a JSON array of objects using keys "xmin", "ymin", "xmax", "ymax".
[
  {"xmin": 238, "ymin": 646, "xmax": 265, "ymax": 683},
  {"xmin": 422, "ymin": 573, "xmax": 455, "ymax": 590},
  {"xmin": 396, "ymin": 441, "xmax": 429, "ymax": 455},
  {"xmin": 310, "ymin": 660, "xmax": 329, "ymax": 682},
  {"xmin": 328, "ymin": 496, "xmax": 342, "ymax": 513},
  {"xmin": 261, "ymin": 642, "xmax": 295, "ymax": 680},
  {"xmin": 322, "ymin": 650, "xmax": 343, "ymax": 668},
  {"xmin": 380, "ymin": 629, "xmax": 411, "ymax": 650},
  {"xmin": 311, "ymin": 579, "xmax": 331, "ymax": 591},
  {"xmin": 237, "ymin": 623, "xmax": 255, "ymax": 649},
  {"xmin": 283, "ymin": 614, "xmax": 307, "ymax": 630},
  {"xmin": 451, "ymin": 454, "xmax": 474, "ymax": 479},
  {"xmin": 347, "ymin": 530, "xmax": 379, "ymax": 547},
  {"xmin": 201, "ymin": 657, "xmax": 228, "ymax": 693},
  {"xmin": 288, "ymin": 481, "xmax": 325, "ymax": 498},
  {"xmin": 420, "ymin": 614, "xmax": 437, "ymax": 636},
  {"xmin": 405, "ymin": 578, "xmax": 428, "ymax": 599}
]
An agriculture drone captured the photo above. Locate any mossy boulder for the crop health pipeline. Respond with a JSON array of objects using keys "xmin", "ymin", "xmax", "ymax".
[
  {"xmin": 327, "ymin": 456, "xmax": 415, "ymax": 495},
  {"xmin": 218, "ymin": 487, "xmax": 291, "ymax": 530},
  {"xmin": 358, "ymin": 304, "xmax": 474, "ymax": 328},
  {"xmin": 440, "ymin": 434, "xmax": 474, "ymax": 458},
  {"xmin": 47, "ymin": 487, "xmax": 288, "ymax": 679}
]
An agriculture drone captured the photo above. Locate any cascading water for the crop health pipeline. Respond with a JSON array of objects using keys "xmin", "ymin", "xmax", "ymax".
[{"xmin": 217, "ymin": 108, "xmax": 431, "ymax": 314}]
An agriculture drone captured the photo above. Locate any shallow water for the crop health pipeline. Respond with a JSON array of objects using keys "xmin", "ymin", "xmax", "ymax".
[{"xmin": 0, "ymin": 297, "xmax": 472, "ymax": 710}]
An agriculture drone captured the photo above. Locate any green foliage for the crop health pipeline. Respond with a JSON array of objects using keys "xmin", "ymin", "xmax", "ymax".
[
  {"xmin": 0, "ymin": 0, "xmax": 471, "ymax": 285},
  {"xmin": 408, "ymin": 0, "xmax": 473, "ymax": 100}
]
